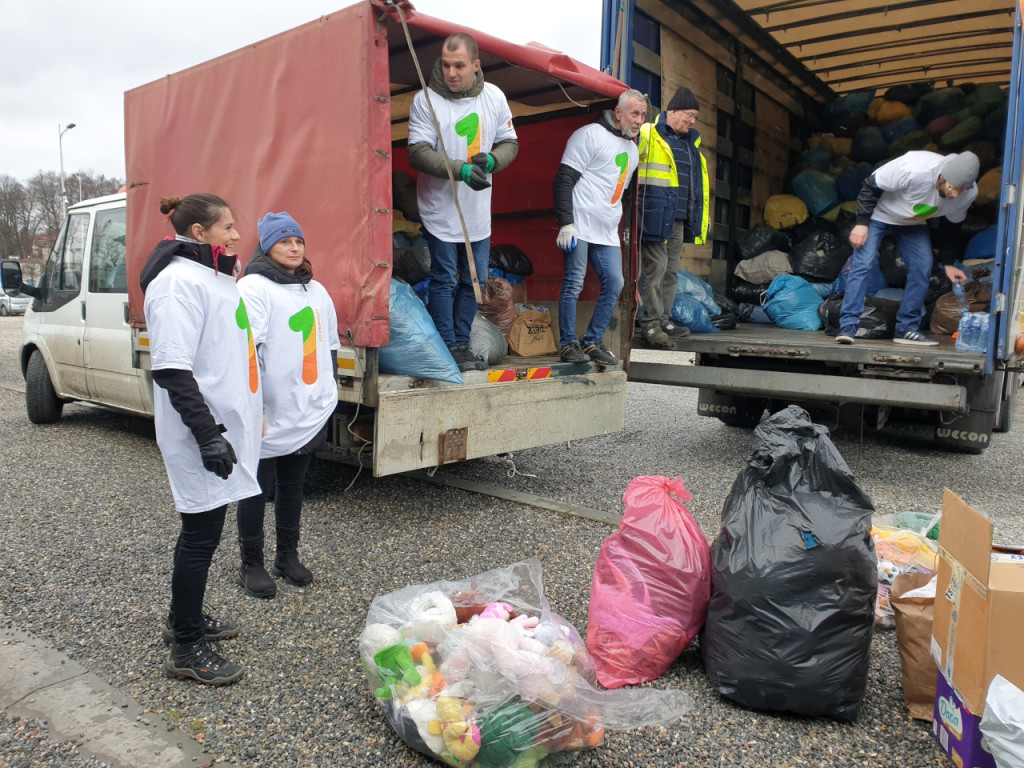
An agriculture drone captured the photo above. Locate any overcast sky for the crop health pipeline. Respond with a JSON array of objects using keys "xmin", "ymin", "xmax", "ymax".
[{"xmin": 1, "ymin": 0, "xmax": 603, "ymax": 184}]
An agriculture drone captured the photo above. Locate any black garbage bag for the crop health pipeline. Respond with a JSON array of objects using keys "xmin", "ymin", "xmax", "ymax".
[
  {"xmin": 735, "ymin": 224, "xmax": 791, "ymax": 260},
  {"xmin": 710, "ymin": 292, "xmax": 738, "ymax": 330},
  {"xmin": 392, "ymin": 246, "xmax": 431, "ymax": 285},
  {"xmin": 878, "ymin": 235, "xmax": 906, "ymax": 287},
  {"xmin": 702, "ymin": 406, "xmax": 877, "ymax": 722},
  {"xmin": 786, "ymin": 215, "xmax": 835, "ymax": 246},
  {"xmin": 730, "ymin": 279, "xmax": 770, "ymax": 306},
  {"xmin": 490, "ymin": 244, "xmax": 534, "ymax": 276},
  {"xmin": 818, "ymin": 293, "xmax": 898, "ymax": 339},
  {"xmin": 788, "ymin": 230, "xmax": 853, "ymax": 283}
]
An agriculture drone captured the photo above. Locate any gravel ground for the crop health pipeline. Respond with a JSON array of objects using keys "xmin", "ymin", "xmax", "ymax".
[{"xmin": 1, "ymin": 312, "xmax": 1022, "ymax": 768}]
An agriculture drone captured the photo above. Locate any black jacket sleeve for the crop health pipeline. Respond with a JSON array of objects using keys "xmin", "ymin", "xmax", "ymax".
[
  {"xmin": 855, "ymin": 174, "xmax": 884, "ymax": 227},
  {"xmin": 151, "ymin": 368, "xmax": 222, "ymax": 445},
  {"xmin": 553, "ymin": 164, "xmax": 583, "ymax": 227}
]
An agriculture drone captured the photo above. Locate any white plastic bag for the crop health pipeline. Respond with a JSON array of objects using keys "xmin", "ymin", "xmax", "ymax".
[{"xmin": 981, "ymin": 675, "xmax": 1024, "ymax": 768}]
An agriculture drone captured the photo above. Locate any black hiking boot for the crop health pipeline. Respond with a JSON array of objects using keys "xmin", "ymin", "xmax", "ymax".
[
  {"xmin": 165, "ymin": 637, "xmax": 244, "ymax": 686},
  {"xmin": 237, "ymin": 536, "xmax": 277, "ymax": 598},
  {"xmin": 271, "ymin": 527, "xmax": 313, "ymax": 586},
  {"xmin": 162, "ymin": 612, "xmax": 240, "ymax": 645}
]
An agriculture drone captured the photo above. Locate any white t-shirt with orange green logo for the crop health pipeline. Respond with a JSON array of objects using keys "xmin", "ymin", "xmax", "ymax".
[
  {"xmin": 559, "ymin": 122, "xmax": 639, "ymax": 246},
  {"xmin": 146, "ymin": 257, "xmax": 262, "ymax": 513},
  {"xmin": 237, "ymin": 276, "xmax": 341, "ymax": 458},
  {"xmin": 408, "ymin": 83, "xmax": 517, "ymax": 242},
  {"xmin": 871, "ymin": 151, "xmax": 978, "ymax": 226}
]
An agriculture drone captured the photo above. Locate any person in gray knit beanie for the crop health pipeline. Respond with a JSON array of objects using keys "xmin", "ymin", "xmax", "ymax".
[
  {"xmin": 837, "ymin": 149, "xmax": 979, "ymax": 347},
  {"xmin": 940, "ymin": 151, "xmax": 981, "ymax": 190}
]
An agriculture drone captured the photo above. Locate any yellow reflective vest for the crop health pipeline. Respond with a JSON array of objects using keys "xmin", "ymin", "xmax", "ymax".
[{"xmin": 637, "ymin": 115, "xmax": 709, "ymax": 244}]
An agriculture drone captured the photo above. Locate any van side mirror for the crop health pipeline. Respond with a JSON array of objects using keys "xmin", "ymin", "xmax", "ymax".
[{"xmin": 1, "ymin": 260, "xmax": 24, "ymax": 295}]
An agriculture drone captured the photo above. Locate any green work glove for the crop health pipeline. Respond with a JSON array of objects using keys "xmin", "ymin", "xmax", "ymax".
[
  {"xmin": 459, "ymin": 162, "xmax": 491, "ymax": 191},
  {"xmin": 471, "ymin": 152, "xmax": 496, "ymax": 174}
]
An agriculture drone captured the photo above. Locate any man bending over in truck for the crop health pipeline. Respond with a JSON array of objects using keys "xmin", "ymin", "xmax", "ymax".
[
  {"xmin": 552, "ymin": 89, "xmax": 645, "ymax": 366},
  {"xmin": 407, "ymin": 32, "xmax": 519, "ymax": 372},
  {"xmin": 837, "ymin": 150, "xmax": 978, "ymax": 346}
]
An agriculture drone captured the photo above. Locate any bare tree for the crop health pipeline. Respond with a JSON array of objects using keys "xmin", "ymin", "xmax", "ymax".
[
  {"xmin": 28, "ymin": 171, "xmax": 66, "ymax": 247},
  {"xmin": 0, "ymin": 175, "xmax": 34, "ymax": 259},
  {"xmin": 1, "ymin": 170, "xmax": 124, "ymax": 268}
]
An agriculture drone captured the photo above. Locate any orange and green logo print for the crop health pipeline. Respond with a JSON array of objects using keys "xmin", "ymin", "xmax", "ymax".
[
  {"xmin": 289, "ymin": 306, "xmax": 318, "ymax": 385},
  {"xmin": 904, "ymin": 203, "xmax": 938, "ymax": 220},
  {"xmin": 235, "ymin": 299, "xmax": 259, "ymax": 393},
  {"xmin": 456, "ymin": 112, "xmax": 482, "ymax": 160},
  {"xmin": 610, "ymin": 152, "xmax": 629, "ymax": 205}
]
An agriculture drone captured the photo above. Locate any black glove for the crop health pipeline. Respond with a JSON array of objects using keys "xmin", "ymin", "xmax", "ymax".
[
  {"xmin": 198, "ymin": 434, "xmax": 237, "ymax": 479},
  {"xmin": 470, "ymin": 152, "xmax": 495, "ymax": 174},
  {"xmin": 459, "ymin": 163, "xmax": 491, "ymax": 191}
]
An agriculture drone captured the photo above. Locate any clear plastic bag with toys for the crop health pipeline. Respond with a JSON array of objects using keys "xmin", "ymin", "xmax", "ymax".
[
  {"xmin": 359, "ymin": 559, "xmax": 694, "ymax": 768},
  {"xmin": 870, "ymin": 523, "xmax": 938, "ymax": 628}
]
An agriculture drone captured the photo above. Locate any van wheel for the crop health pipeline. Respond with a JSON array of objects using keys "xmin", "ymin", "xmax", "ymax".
[
  {"xmin": 0, "ymin": 304, "xmax": 9, "ymax": 316},
  {"xmin": 26, "ymin": 351, "xmax": 63, "ymax": 424}
]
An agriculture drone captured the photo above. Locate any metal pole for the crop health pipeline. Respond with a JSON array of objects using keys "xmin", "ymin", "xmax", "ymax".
[{"xmin": 58, "ymin": 123, "xmax": 76, "ymax": 216}]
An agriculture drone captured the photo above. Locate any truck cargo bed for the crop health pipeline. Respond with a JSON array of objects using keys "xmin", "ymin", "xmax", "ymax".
[{"xmin": 646, "ymin": 323, "xmax": 986, "ymax": 373}]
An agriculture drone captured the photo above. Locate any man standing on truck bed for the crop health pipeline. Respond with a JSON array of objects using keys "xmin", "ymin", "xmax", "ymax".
[
  {"xmin": 838, "ymin": 150, "xmax": 978, "ymax": 346},
  {"xmin": 407, "ymin": 32, "xmax": 519, "ymax": 372},
  {"xmin": 553, "ymin": 89, "xmax": 646, "ymax": 365},
  {"xmin": 636, "ymin": 86, "xmax": 709, "ymax": 349}
]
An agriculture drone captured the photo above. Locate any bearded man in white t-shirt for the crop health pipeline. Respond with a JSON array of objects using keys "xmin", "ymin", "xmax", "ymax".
[
  {"xmin": 407, "ymin": 32, "xmax": 519, "ymax": 372},
  {"xmin": 551, "ymin": 89, "xmax": 646, "ymax": 366},
  {"xmin": 837, "ymin": 150, "xmax": 979, "ymax": 346}
]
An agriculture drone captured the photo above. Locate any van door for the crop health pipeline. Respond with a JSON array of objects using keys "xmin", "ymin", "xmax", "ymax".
[
  {"xmin": 35, "ymin": 212, "xmax": 91, "ymax": 398},
  {"xmin": 83, "ymin": 204, "xmax": 145, "ymax": 410}
]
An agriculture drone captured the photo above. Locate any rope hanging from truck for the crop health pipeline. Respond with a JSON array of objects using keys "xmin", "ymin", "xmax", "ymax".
[{"xmin": 389, "ymin": 0, "xmax": 483, "ymax": 303}]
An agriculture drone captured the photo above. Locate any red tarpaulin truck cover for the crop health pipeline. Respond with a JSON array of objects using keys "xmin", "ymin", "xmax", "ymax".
[{"xmin": 125, "ymin": 0, "xmax": 626, "ymax": 347}]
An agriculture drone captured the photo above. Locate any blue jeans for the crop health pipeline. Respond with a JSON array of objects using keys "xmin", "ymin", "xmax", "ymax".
[
  {"xmin": 423, "ymin": 228, "xmax": 490, "ymax": 347},
  {"xmin": 840, "ymin": 221, "xmax": 933, "ymax": 335},
  {"xmin": 558, "ymin": 239, "xmax": 624, "ymax": 348}
]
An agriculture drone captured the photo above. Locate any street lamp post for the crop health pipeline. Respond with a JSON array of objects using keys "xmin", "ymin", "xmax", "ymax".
[
  {"xmin": 58, "ymin": 122, "xmax": 76, "ymax": 216},
  {"xmin": 71, "ymin": 173, "xmax": 83, "ymax": 203}
]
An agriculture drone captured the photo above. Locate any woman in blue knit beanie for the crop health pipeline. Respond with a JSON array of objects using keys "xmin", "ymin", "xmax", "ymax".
[{"xmin": 233, "ymin": 211, "xmax": 341, "ymax": 598}]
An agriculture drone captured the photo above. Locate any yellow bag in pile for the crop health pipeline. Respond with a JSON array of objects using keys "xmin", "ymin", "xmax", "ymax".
[
  {"xmin": 764, "ymin": 195, "xmax": 808, "ymax": 231},
  {"xmin": 975, "ymin": 167, "xmax": 1001, "ymax": 206},
  {"xmin": 874, "ymin": 100, "xmax": 913, "ymax": 125},
  {"xmin": 809, "ymin": 134, "xmax": 852, "ymax": 159}
]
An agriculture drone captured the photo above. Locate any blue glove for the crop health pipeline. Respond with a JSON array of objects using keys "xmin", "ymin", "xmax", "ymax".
[{"xmin": 556, "ymin": 224, "xmax": 577, "ymax": 253}]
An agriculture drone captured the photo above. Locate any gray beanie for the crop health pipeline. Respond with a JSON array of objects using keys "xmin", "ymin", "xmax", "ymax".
[{"xmin": 940, "ymin": 151, "xmax": 980, "ymax": 189}]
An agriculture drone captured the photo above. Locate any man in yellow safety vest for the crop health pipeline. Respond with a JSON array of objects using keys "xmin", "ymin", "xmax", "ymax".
[{"xmin": 637, "ymin": 86, "xmax": 710, "ymax": 348}]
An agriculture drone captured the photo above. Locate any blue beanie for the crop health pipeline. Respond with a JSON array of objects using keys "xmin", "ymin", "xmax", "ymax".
[{"xmin": 258, "ymin": 211, "xmax": 304, "ymax": 253}]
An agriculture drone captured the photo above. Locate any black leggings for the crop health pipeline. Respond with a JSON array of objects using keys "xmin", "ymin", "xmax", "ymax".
[
  {"xmin": 236, "ymin": 453, "xmax": 313, "ymax": 538},
  {"xmin": 170, "ymin": 504, "xmax": 226, "ymax": 645}
]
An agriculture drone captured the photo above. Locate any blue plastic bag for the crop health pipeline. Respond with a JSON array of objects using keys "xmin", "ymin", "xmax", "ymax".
[
  {"xmin": 792, "ymin": 169, "xmax": 839, "ymax": 217},
  {"xmin": 763, "ymin": 275, "xmax": 823, "ymax": 330},
  {"xmin": 379, "ymin": 279, "xmax": 463, "ymax": 384},
  {"xmin": 671, "ymin": 293, "xmax": 719, "ymax": 333},
  {"xmin": 675, "ymin": 270, "xmax": 721, "ymax": 316},
  {"xmin": 965, "ymin": 225, "xmax": 997, "ymax": 262}
]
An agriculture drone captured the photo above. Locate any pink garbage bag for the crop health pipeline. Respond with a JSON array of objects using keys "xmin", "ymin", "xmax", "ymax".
[{"xmin": 586, "ymin": 475, "xmax": 712, "ymax": 688}]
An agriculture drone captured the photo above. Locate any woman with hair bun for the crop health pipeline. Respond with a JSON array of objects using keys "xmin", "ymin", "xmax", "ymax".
[{"xmin": 140, "ymin": 193, "xmax": 262, "ymax": 686}]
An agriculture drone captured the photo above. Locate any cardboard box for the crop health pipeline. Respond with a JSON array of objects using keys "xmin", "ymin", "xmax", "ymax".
[
  {"xmin": 930, "ymin": 489, "xmax": 1024, "ymax": 715},
  {"xmin": 932, "ymin": 673, "xmax": 996, "ymax": 768}
]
